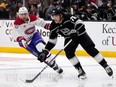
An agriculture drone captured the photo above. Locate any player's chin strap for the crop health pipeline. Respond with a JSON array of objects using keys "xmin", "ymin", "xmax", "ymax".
[{"xmin": 25, "ymin": 39, "xmax": 72, "ymax": 83}]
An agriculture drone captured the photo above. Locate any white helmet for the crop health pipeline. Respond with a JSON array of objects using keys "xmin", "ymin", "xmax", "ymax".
[{"xmin": 18, "ymin": 7, "xmax": 28, "ymax": 15}]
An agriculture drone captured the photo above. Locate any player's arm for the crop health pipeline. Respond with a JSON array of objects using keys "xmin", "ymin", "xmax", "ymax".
[
  {"xmin": 74, "ymin": 19, "xmax": 86, "ymax": 36},
  {"xmin": 36, "ymin": 17, "xmax": 50, "ymax": 30},
  {"xmin": 38, "ymin": 36, "xmax": 58, "ymax": 62},
  {"xmin": 12, "ymin": 25, "xmax": 20, "ymax": 42},
  {"xmin": 38, "ymin": 22, "xmax": 58, "ymax": 62},
  {"xmin": 45, "ymin": 22, "xmax": 58, "ymax": 51},
  {"xmin": 70, "ymin": 16, "xmax": 86, "ymax": 39},
  {"xmin": 45, "ymin": 36, "xmax": 58, "ymax": 51},
  {"xmin": 12, "ymin": 24, "xmax": 27, "ymax": 48}
]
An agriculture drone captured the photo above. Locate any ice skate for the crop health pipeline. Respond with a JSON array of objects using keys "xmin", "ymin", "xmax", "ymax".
[
  {"xmin": 45, "ymin": 58, "xmax": 63, "ymax": 74},
  {"xmin": 48, "ymin": 60, "xmax": 63, "ymax": 74},
  {"xmin": 53, "ymin": 67, "xmax": 64, "ymax": 81},
  {"xmin": 77, "ymin": 67, "xmax": 87, "ymax": 79},
  {"xmin": 53, "ymin": 65, "xmax": 63, "ymax": 74},
  {"xmin": 55, "ymin": 67, "xmax": 63, "ymax": 74}
]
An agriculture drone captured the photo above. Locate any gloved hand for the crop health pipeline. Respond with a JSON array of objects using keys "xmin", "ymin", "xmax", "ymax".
[
  {"xmin": 17, "ymin": 36, "xmax": 27, "ymax": 48},
  {"xmin": 70, "ymin": 29, "xmax": 78, "ymax": 39},
  {"xmin": 17, "ymin": 36, "xmax": 26, "ymax": 42},
  {"xmin": 38, "ymin": 49, "xmax": 49, "ymax": 62},
  {"xmin": 18, "ymin": 40, "xmax": 28, "ymax": 48}
]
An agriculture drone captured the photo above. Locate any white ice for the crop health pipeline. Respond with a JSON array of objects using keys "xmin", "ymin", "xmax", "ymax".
[{"xmin": 0, "ymin": 53, "xmax": 116, "ymax": 87}]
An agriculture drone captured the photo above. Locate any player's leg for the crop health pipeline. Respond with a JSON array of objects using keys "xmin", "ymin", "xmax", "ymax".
[
  {"xmin": 25, "ymin": 43, "xmax": 63, "ymax": 74},
  {"xmin": 36, "ymin": 43, "xmax": 63, "ymax": 74},
  {"xmin": 45, "ymin": 55, "xmax": 63, "ymax": 74},
  {"xmin": 31, "ymin": 32, "xmax": 63, "ymax": 74},
  {"xmin": 64, "ymin": 39, "xmax": 86, "ymax": 79},
  {"xmin": 80, "ymin": 32, "xmax": 113, "ymax": 76}
]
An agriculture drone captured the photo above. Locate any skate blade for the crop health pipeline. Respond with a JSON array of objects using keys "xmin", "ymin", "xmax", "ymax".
[{"xmin": 79, "ymin": 76, "xmax": 87, "ymax": 80}]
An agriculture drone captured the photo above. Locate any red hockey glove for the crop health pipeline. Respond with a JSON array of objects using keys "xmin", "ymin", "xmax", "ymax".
[
  {"xmin": 16, "ymin": 36, "xmax": 26, "ymax": 42},
  {"xmin": 17, "ymin": 36, "xmax": 27, "ymax": 48}
]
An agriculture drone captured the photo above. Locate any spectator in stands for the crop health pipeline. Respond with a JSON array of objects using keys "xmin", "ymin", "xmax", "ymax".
[
  {"xmin": 106, "ymin": 0, "xmax": 116, "ymax": 20},
  {"xmin": 82, "ymin": 4, "xmax": 101, "ymax": 20},
  {"xmin": 16, "ymin": 1, "xmax": 23, "ymax": 12},
  {"xmin": 27, "ymin": 0, "xmax": 35, "ymax": 11},
  {"xmin": 37, "ymin": 0, "xmax": 46, "ymax": 19},
  {"xmin": 58, "ymin": 0, "xmax": 71, "ymax": 14},
  {"xmin": 88, "ymin": 0, "xmax": 96, "ymax": 4},
  {"xmin": 0, "ymin": 1, "xmax": 9, "ymax": 19},
  {"xmin": 0, "ymin": 0, "xmax": 6, "ymax": 5},
  {"xmin": 0, "ymin": 0, "xmax": 115, "ymax": 20},
  {"xmin": 70, "ymin": 0, "xmax": 84, "ymax": 16},
  {"xmin": 98, "ymin": 0, "xmax": 109, "ymax": 20},
  {"xmin": 44, "ymin": 0, "xmax": 57, "ymax": 20},
  {"xmin": 6, "ymin": 0, "xmax": 17, "ymax": 19},
  {"xmin": 29, "ymin": 3, "xmax": 39, "ymax": 17}
]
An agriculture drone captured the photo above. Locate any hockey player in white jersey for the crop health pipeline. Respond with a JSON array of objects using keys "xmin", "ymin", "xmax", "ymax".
[{"xmin": 13, "ymin": 7, "xmax": 63, "ymax": 74}]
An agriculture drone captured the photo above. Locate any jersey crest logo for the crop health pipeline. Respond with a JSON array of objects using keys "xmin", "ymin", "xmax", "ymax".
[
  {"xmin": 25, "ymin": 26, "xmax": 35, "ymax": 34},
  {"xmin": 60, "ymin": 28, "xmax": 70, "ymax": 35}
]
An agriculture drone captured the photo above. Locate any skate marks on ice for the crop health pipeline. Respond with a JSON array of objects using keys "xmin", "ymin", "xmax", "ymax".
[
  {"xmin": 0, "ymin": 65, "xmax": 115, "ymax": 87},
  {"xmin": 0, "ymin": 68, "xmax": 87, "ymax": 87},
  {"xmin": 0, "ymin": 53, "xmax": 116, "ymax": 87}
]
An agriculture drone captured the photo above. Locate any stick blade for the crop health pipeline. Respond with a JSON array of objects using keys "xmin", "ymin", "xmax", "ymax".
[{"xmin": 26, "ymin": 79, "xmax": 34, "ymax": 83}]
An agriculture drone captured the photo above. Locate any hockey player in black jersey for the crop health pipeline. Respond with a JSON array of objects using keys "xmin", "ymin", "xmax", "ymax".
[{"xmin": 38, "ymin": 6, "xmax": 113, "ymax": 79}]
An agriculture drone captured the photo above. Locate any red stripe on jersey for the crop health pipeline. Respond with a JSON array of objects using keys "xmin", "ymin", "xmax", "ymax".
[
  {"xmin": 44, "ymin": 23, "xmax": 50, "ymax": 30},
  {"xmin": 14, "ymin": 17, "xmax": 25, "ymax": 25},
  {"xmin": 29, "ymin": 14, "xmax": 37, "ymax": 22}
]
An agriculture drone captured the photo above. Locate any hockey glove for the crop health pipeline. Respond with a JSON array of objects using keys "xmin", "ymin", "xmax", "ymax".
[
  {"xmin": 17, "ymin": 36, "xmax": 26, "ymax": 42},
  {"xmin": 38, "ymin": 49, "xmax": 49, "ymax": 62},
  {"xmin": 17, "ymin": 36, "xmax": 27, "ymax": 48}
]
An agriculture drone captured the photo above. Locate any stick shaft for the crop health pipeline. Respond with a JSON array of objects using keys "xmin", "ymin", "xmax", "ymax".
[{"xmin": 26, "ymin": 39, "xmax": 72, "ymax": 83}]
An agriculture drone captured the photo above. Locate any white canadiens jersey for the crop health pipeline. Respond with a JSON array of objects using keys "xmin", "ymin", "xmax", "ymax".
[{"xmin": 13, "ymin": 14, "xmax": 49, "ymax": 41}]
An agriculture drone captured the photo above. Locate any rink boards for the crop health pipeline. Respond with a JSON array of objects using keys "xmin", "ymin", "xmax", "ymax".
[{"xmin": 0, "ymin": 20, "xmax": 116, "ymax": 57}]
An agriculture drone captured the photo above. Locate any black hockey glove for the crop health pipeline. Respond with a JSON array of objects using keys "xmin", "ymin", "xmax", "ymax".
[
  {"xmin": 70, "ymin": 29, "xmax": 78, "ymax": 40},
  {"xmin": 38, "ymin": 49, "xmax": 49, "ymax": 62}
]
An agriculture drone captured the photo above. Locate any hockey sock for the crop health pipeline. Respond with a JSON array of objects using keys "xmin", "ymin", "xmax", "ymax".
[
  {"xmin": 69, "ymin": 56, "xmax": 86, "ymax": 78},
  {"xmin": 73, "ymin": 60, "xmax": 86, "ymax": 78},
  {"xmin": 99, "ymin": 59, "xmax": 113, "ymax": 76},
  {"xmin": 49, "ymin": 61, "xmax": 63, "ymax": 74},
  {"xmin": 94, "ymin": 53, "xmax": 107, "ymax": 67},
  {"xmin": 94, "ymin": 53, "xmax": 113, "ymax": 76},
  {"xmin": 69, "ymin": 56, "xmax": 84, "ymax": 70}
]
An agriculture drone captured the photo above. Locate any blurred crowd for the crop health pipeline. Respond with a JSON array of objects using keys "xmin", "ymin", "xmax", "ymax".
[{"xmin": 0, "ymin": 0, "xmax": 116, "ymax": 21}]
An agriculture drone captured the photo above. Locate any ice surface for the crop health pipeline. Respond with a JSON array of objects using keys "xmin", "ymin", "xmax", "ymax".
[{"xmin": 0, "ymin": 53, "xmax": 116, "ymax": 87}]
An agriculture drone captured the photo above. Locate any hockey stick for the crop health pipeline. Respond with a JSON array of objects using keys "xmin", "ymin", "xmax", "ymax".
[
  {"xmin": 25, "ymin": 39, "xmax": 72, "ymax": 83},
  {"xmin": 25, "ymin": 45, "xmax": 54, "ymax": 66}
]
